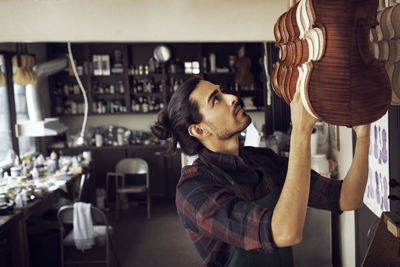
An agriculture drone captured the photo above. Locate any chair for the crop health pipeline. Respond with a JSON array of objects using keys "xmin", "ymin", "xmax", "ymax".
[
  {"xmin": 78, "ymin": 173, "xmax": 91, "ymax": 203},
  {"xmin": 57, "ymin": 204, "xmax": 116, "ymax": 267},
  {"xmin": 42, "ymin": 172, "xmax": 90, "ymax": 223},
  {"xmin": 106, "ymin": 158, "xmax": 151, "ymax": 220}
]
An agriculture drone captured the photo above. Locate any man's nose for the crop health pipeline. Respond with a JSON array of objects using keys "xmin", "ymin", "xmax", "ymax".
[{"xmin": 224, "ymin": 93, "xmax": 238, "ymax": 106}]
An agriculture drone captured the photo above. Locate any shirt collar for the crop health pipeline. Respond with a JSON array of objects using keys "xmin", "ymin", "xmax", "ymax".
[{"xmin": 198, "ymin": 147, "xmax": 247, "ymax": 171}]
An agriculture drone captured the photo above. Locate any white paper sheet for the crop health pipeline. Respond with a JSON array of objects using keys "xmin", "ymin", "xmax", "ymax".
[{"xmin": 363, "ymin": 112, "xmax": 390, "ymax": 217}]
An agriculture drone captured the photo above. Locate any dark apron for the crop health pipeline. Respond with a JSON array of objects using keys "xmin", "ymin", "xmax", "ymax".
[{"xmin": 199, "ymin": 155, "xmax": 294, "ymax": 267}]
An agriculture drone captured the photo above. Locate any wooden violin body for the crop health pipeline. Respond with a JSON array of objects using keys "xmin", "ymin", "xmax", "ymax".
[
  {"xmin": 12, "ymin": 54, "xmax": 37, "ymax": 86},
  {"xmin": 370, "ymin": 0, "xmax": 400, "ymax": 105},
  {"xmin": 0, "ymin": 70, "xmax": 5, "ymax": 87},
  {"xmin": 235, "ymin": 56, "xmax": 254, "ymax": 86},
  {"xmin": 272, "ymin": 0, "xmax": 391, "ymax": 126}
]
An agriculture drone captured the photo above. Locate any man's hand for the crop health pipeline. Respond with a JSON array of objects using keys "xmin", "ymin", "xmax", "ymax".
[
  {"xmin": 290, "ymin": 89, "xmax": 317, "ymax": 135},
  {"xmin": 353, "ymin": 124, "xmax": 371, "ymax": 143}
]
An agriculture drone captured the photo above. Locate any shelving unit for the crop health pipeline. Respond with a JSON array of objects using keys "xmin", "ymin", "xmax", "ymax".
[{"xmin": 47, "ymin": 42, "xmax": 268, "ymax": 117}]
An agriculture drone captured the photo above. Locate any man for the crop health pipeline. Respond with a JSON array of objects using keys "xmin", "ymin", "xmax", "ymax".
[{"xmin": 151, "ymin": 77, "xmax": 370, "ymax": 267}]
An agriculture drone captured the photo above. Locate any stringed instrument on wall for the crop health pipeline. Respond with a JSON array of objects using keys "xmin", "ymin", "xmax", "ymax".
[
  {"xmin": 235, "ymin": 45, "xmax": 254, "ymax": 86},
  {"xmin": 370, "ymin": 0, "xmax": 400, "ymax": 105},
  {"xmin": 0, "ymin": 56, "xmax": 5, "ymax": 88},
  {"xmin": 12, "ymin": 54, "xmax": 30, "ymax": 86},
  {"xmin": 12, "ymin": 54, "xmax": 37, "ymax": 86},
  {"xmin": 272, "ymin": 0, "xmax": 391, "ymax": 126},
  {"xmin": 0, "ymin": 69, "xmax": 5, "ymax": 87},
  {"xmin": 12, "ymin": 43, "xmax": 37, "ymax": 86}
]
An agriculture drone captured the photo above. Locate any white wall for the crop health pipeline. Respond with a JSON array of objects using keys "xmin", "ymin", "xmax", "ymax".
[
  {"xmin": 0, "ymin": 0, "xmax": 286, "ymax": 42},
  {"xmin": 330, "ymin": 126, "xmax": 356, "ymax": 267}
]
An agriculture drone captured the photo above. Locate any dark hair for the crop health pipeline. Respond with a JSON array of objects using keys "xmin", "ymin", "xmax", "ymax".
[{"xmin": 151, "ymin": 76, "xmax": 203, "ymax": 155}]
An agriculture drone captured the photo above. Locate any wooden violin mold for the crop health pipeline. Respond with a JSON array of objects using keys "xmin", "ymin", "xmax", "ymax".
[
  {"xmin": 273, "ymin": 0, "xmax": 391, "ymax": 126},
  {"xmin": 12, "ymin": 54, "xmax": 37, "ymax": 86},
  {"xmin": 370, "ymin": 0, "xmax": 400, "ymax": 105},
  {"xmin": 0, "ymin": 70, "xmax": 5, "ymax": 87},
  {"xmin": 273, "ymin": 0, "xmax": 325, "ymax": 108}
]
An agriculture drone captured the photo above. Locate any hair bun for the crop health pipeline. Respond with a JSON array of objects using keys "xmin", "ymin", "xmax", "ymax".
[{"xmin": 151, "ymin": 108, "xmax": 171, "ymax": 140}]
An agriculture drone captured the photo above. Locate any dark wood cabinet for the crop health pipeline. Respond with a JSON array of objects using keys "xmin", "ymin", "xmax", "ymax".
[{"xmin": 54, "ymin": 145, "xmax": 181, "ymax": 199}]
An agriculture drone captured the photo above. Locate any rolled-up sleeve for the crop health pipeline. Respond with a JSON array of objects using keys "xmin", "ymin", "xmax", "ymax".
[
  {"xmin": 308, "ymin": 170, "xmax": 343, "ymax": 214},
  {"xmin": 258, "ymin": 208, "xmax": 278, "ymax": 252}
]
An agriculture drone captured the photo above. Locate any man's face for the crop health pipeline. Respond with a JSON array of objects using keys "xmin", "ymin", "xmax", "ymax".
[{"xmin": 189, "ymin": 80, "xmax": 251, "ymax": 140}]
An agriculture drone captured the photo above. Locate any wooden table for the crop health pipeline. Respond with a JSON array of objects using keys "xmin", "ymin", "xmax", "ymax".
[
  {"xmin": 0, "ymin": 172, "xmax": 81, "ymax": 267},
  {"xmin": 362, "ymin": 212, "xmax": 400, "ymax": 266},
  {"xmin": 0, "ymin": 210, "xmax": 29, "ymax": 267}
]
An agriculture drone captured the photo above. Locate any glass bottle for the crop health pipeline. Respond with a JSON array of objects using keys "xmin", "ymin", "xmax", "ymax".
[
  {"xmin": 148, "ymin": 97, "xmax": 154, "ymax": 112},
  {"xmin": 131, "ymin": 98, "xmax": 136, "ymax": 112},
  {"xmin": 173, "ymin": 80, "xmax": 179, "ymax": 91},
  {"xmin": 95, "ymin": 127, "xmax": 104, "ymax": 147},
  {"xmin": 118, "ymin": 80, "xmax": 125, "ymax": 93},
  {"xmin": 142, "ymin": 97, "xmax": 149, "ymax": 113},
  {"xmin": 132, "ymin": 79, "xmax": 137, "ymax": 94},
  {"xmin": 149, "ymin": 57, "xmax": 155, "ymax": 73},
  {"xmin": 107, "ymin": 125, "xmax": 115, "ymax": 146},
  {"xmin": 137, "ymin": 81, "xmax": 143, "ymax": 93},
  {"xmin": 138, "ymin": 96, "xmax": 143, "ymax": 112}
]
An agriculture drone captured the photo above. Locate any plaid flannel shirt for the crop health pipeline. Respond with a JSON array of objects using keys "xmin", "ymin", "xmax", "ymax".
[{"xmin": 176, "ymin": 146, "xmax": 342, "ymax": 267}]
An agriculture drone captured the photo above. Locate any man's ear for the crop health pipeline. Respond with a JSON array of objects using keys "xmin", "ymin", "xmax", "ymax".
[{"xmin": 188, "ymin": 124, "xmax": 209, "ymax": 138}]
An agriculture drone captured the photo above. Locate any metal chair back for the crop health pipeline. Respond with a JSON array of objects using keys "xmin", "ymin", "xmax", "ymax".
[
  {"xmin": 107, "ymin": 158, "xmax": 151, "ymax": 219},
  {"xmin": 57, "ymin": 204, "xmax": 110, "ymax": 267}
]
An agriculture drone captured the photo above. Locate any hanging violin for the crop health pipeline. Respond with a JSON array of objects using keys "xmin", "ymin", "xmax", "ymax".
[{"xmin": 272, "ymin": 0, "xmax": 391, "ymax": 126}]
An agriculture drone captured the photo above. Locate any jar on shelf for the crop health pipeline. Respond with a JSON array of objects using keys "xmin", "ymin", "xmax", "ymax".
[{"xmin": 95, "ymin": 127, "xmax": 104, "ymax": 147}]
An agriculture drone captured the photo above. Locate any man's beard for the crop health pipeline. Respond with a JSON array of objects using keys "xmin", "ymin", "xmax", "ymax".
[{"xmin": 206, "ymin": 113, "xmax": 252, "ymax": 140}]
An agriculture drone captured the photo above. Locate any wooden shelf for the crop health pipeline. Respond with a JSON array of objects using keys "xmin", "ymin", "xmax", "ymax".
[
  {"xmin": 56, "ymin": 111, "xmax": 159, "ymax": 117},
  {"xmin": 92, "ymin": 93, "xmax": 125, "ymax": 99},
  {"xmin": 203, "ymin": 72, "xmax": 235, "ymax": 75},
  {"xmin": 48, "ymin": 42, "xmax": 266, "ymax": 117},
  {"xmin": 55, "ymin": 74, "xmax": 84, "ymax": 80},
  {"xmin": 131, "ymin": 92, "xmax": 163, "ymax": 97},
  {"xmin": 167, "ymin": 73, "xmax": 198, "ymax": 77},
  {"xmin": 54, "ymin": 94, "xmax": 83, "ymax": 99},
  {"xmin": 91, "ymin": 74, "xmax": 124, "ymax": 78},
  {"xmin": 130, "ymin": 74, "xmax": 163, "ymax": 78},
  {"xmin": 49, "ymin": 143, "xmax": 169, "ymax": 151}
]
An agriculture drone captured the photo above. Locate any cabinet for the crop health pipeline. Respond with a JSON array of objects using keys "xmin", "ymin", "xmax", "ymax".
[
  {"xmin": 53, "ymin": 145, "xmax": 181, "ymax": 198},
  {"xmin": 47, "ymin": 42, "xmax": 268, "ymax": 117}
]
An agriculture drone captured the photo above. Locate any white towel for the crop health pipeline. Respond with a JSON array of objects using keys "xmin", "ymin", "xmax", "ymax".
[{"xmin": 73, "ymin": 202, "xmax": 95, "ymax": 250}]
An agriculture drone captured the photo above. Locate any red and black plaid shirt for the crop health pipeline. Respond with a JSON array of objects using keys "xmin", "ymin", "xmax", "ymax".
[{"xmin": 175, "ymin": 146, "xmax": 343, "ymax": 267}]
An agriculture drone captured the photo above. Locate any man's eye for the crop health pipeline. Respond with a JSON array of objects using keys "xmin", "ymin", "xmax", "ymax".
[{"xmin": 213, "ymin": 96, "xmax": 220, "ymax": 104}]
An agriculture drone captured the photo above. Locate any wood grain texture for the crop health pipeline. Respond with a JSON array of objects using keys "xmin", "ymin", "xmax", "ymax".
[{"xmin": 309, "ymin": 0, "xmax": 391, "ymax": 125}]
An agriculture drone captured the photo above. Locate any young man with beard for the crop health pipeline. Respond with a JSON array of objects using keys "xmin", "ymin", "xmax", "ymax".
[{"xmin": 151, "ymin": 77, "xmax": 370, "ymax": 267}]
